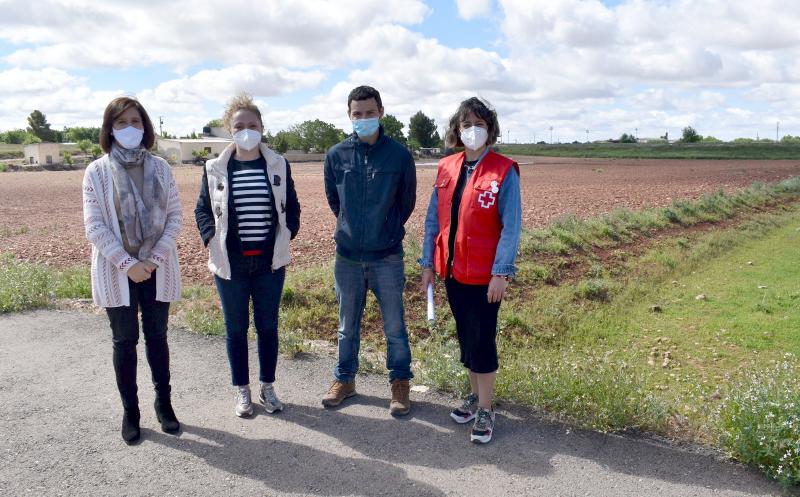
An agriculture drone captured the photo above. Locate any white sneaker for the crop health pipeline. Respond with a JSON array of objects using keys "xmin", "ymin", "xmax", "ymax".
[
  {"xmin": 259, "ymin": 382, "xmax": 284, "ymax": 413},
  {"xmin": 470, "ymin": 407, "xmax": 496, "ymax": 444},
  {"xmin": 235, "ymin": 385, "xmax": 253, "ymax": 417},
  {"xmin": 450, "ymin": 393, "xmax": 478, "ymax": 424}
]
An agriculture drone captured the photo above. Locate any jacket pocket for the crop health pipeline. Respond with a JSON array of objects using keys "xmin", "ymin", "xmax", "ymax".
[{"xmin": 465, "ymin": 235, "xmax": 496, "ymax": 280}]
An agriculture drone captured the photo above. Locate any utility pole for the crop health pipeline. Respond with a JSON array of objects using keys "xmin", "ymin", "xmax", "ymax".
[
  {"xmin": 159, "ymin": 116, "xmax": 164, "ymax": 137},
  {"xmin": 549, "ymin": 126, "xmax": 553, "ymax": 144},
  {"xmin": 585, "ymin": 129, "xmax": 589, "ymax": 143},
  {"xmin": 635, "ymin": 127, "xmax": 638, "ymax": 140},
  {"xmin": 507, "ymin": 129, "xmax": 510, "ymax": 144},
  {"xmin": 777, "ymin": 121, "xmax": 780, "ymax": 142}
]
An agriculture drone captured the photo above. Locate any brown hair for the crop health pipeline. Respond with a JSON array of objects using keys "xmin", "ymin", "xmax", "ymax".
[
  {"xmin": 223, "ymin": 92, "xmax": 263, "ymax": 131},
  {"xmin": 445, "ymin": 97, "xmax": 500, "ymax": 148},
  {"xmin": 99, "ymin": 97, "xmax": 155, "ymax": 153}
]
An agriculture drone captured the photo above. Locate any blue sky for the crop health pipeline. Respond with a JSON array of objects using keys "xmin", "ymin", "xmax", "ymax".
[{"xmin": 0, "ymin": 0, "xmax": 798, "ymax": 141}]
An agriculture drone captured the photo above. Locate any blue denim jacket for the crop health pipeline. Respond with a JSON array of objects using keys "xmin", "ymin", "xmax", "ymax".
[
  {"xmin": 418, "ymin": 152, "xmax": 522, "ymax": 277},
  {"xmin": 324, "ymin": 127, "xmax": 416, "ymax": 262}
]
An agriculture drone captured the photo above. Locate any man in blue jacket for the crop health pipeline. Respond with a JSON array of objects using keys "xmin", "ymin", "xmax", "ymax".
[{"xmin": 322, "ymin": 85, "xmax": 416, "ymax": 415}]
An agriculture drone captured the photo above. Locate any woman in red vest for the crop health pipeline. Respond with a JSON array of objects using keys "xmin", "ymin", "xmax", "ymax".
[{"xmin": 419, "ymin": 97, "xmax": 522, "ymax": 444}]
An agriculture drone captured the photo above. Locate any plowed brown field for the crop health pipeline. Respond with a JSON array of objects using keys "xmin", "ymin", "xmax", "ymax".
[{"xmin": 2, "ymin": 156, "xmax": 799, "ymax": 284}]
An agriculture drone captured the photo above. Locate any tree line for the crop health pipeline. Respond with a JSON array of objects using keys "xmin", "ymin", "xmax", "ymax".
[
  {"xmin": 1, "ymin": 109, "xmax": 445, "ymax": 154},
  {"xmin": 9, "ymin": 109, "xmax": 796, "ymax": 151}
]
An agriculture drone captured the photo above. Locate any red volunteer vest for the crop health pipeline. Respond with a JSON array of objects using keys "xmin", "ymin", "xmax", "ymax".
[{"xmin": 433, "ymin": 150, "xmax": 519, "ymax": 285}]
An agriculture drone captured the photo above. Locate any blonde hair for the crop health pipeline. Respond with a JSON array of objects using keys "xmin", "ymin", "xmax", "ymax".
[{"xmin": 222, "ymin": 92, "xmax": 263, "ymax": 131}]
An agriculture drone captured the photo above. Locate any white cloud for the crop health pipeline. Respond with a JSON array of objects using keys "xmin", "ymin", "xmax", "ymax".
[
  {"xmin": 136, "ymin": 65, "xmax": 325, "ymax": 116},
  {"xmin": 1, "ymin": 0, "xmax": 430, "ymax": 70},
  {"xmin": 455, "ymin": 0, "xmax": 492, "ymax": 20},
  {"xmin": 0, "ymin": 67, "xmax": 121, "ymax": 131},
  {"xmin": 2, "ymin": 0, "xmax": 800, "ymax": 141}
]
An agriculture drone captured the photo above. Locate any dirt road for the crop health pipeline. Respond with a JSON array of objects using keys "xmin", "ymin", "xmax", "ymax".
[{"xmin": 0, "ymin": 310, "xmax": 791, "ymax": 496}]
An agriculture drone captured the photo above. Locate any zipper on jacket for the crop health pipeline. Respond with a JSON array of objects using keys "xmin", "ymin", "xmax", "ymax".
[{"xmin": 359, "ymin": 146, "xmax": 368, "ymax": 260}]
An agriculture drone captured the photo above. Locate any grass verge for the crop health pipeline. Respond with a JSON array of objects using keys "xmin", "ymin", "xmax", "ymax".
[
  {"xmin": 497, "ymin": 142, "xmax": 800, "ymax": 160},
  {"xmin": 0, "ymin": 255, "xmax": 91, "ymax": 312}
]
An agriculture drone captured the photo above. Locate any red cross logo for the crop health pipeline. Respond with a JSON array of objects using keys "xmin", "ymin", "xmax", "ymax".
[{"xmin": 478, "ymin": 191, "xmax": 496, "ymax": 208}]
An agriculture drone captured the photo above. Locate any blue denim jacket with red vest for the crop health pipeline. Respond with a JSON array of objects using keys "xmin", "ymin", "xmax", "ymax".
[{"xmin": 419, "ymin": 149, "xmax": 521, "ymax": 285}]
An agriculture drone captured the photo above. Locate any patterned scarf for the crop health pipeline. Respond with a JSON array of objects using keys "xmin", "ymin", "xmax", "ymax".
[{"xmin": 109, "ymin": 144, "xmax": 168, "ymax": 261}]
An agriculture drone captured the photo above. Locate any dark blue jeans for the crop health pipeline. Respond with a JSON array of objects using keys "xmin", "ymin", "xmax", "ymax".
[
  {"xmin": 106, "ymin": 274, "xmax": 171, "ymax": 411},
  {"xmin": 214, "ymin": 254, "xmax": 285, "ymax": 386},
  {"xmin": 333, "ymin": 253, "xmax": 412, "ymax": 383}
]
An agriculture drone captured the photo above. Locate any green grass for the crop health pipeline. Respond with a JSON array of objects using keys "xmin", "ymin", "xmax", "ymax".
[
  {"xmin": 0, "ymin": 255, "xmax": 91, "ymax": 312},
  {"xmin": 518, "ymin": 179, "xmax": 800, "ymax": 258},
  {"xmin": 475, "ymin": 207, "xmax": 800, "ymax": 484},
  {"xmin": 496, "ymin": 142, "xmax": 800, "ymax": 160}
]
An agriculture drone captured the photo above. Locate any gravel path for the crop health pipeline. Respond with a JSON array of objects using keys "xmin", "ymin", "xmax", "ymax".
[{"xmin": 0, "ymin": 310, "xmax": 793, "ymax": 496}]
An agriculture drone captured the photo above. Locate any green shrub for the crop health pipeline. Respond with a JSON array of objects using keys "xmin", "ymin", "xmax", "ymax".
[
  {"xmin": 716, "ymin": 358, "xmax": 800, "ymax": 487},
  {"xmin": 575, "ymin": 278, "xmax": 612, "ymax": 302},
  {"xmin": 0, "ymin": 255, "xmax": 51, "ymax": 312},
  {"xmin": 279, "ymin": 328, "xmax": 309, "ymax": 357}
]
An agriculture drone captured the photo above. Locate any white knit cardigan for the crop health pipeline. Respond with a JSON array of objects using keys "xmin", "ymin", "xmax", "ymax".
[{"xmin": 82, "ymin": 154, "xmax": 183, "ymax": 307}]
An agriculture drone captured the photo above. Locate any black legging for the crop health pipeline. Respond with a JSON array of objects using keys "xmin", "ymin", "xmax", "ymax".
[{"xmin": 106, "ymin": 274, "xmax": 171, "ymax": 411}]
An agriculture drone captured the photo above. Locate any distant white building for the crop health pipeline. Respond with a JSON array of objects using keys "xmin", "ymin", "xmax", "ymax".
[
  {"xmin": 156, "ymin": 137, "xmax": 232, "ymax": 165},
  {"xmin": 24, "ymin": 142, "xmax": 67, "ymax": 165}
]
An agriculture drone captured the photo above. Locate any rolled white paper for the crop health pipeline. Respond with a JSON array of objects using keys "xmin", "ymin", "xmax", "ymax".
[{"xmin": 426, "ymin": 283, "xmax": 435, "ymax": 323}]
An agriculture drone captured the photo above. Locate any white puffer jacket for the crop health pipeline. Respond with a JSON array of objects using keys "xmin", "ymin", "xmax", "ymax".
[{"xmin": 204, "ymin": 143, "xmax": 292, "ymax": 279}]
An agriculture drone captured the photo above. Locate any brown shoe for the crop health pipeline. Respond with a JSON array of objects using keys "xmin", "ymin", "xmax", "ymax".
[
  {"xmin": 389, "ymin": 379, "xmax": 411, "ymax": 416},
  {"xmin": 321, "ymin": 380, "xmax": 356, "ymax": 407}
]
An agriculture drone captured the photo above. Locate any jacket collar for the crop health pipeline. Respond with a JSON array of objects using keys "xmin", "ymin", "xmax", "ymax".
[
  {"xmin": 349, "ymin": 125, "xmax": 386, "ymax": 149},
  {"xmin": 209, "ymin": 142, "xmax": 281, "ymax": 174}
]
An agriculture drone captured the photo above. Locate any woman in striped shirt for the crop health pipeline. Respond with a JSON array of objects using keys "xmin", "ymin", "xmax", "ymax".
[{"xmin": 195, "ymin": 93, "xmax": 301, "ymax": 417}]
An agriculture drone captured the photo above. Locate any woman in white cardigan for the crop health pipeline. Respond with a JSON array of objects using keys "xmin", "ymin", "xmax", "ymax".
[{"xmin": 82, "ymin": 97, "xmax": 182, "ymax": 444}]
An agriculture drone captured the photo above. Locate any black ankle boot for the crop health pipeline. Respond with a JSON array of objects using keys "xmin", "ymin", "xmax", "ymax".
[
  {"xmin": 154, "ymin": 399, "xmax": 180, "ymax": 433},
  {"xmin": 121, "ymin": 409, "xmax": 141, "ymax": 444}
]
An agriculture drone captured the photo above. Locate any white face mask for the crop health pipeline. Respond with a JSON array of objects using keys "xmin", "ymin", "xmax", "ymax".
[
  {"xmin": 460, "ymin": 126, "xmax": 488, "ymax": 151},
  {"xmin": 232, "ymin": 129, "xmax": 262, "ymax": 151},
  {"xmin": 113, "ymin": 126, "xmax": 144, "ymax": 150}
]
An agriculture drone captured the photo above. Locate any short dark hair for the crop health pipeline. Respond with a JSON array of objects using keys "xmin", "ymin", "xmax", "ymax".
[
  {"xmin": 445, "ymin": 97, "xmax": 500, "ymax": 148},
  {"xmin": 347, "ymin": 85, "xmax": 383, "ymax": 111},
  {"xmin": 99, "ymin": 97, "xmax": 155, "ymax": 153}
]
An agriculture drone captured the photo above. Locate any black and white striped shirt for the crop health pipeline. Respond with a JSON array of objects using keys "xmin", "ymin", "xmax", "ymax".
[{"xmin": 231, "ymin": 158, "xmax": 273, "ymax": 255}]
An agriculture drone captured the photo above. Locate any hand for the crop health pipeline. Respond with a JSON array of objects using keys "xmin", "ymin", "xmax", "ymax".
[
  {"xmin": 127, "ymin": 262, "xmax": 152, "ymax": 283},
  {"xmin": 142, "ymin": 261, "xmax": 158, "ymax": 273},
  {"xmin": 487, "ymin": 275, "xmax": 509, "ymax": 303},
  {"xmin": 421, "ymin": 268, "xmax": 436, "ymax": 293}
]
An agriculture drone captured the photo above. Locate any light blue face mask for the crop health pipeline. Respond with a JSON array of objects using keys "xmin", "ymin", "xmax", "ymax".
[{"xmin": 352, "ymin": 117, "xmax": 380, "ymax": 138}]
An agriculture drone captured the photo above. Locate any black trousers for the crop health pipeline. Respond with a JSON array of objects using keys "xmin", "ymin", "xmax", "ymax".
[
  {"xmin": 444, "ymin": 277, "xmax": 502, "ymax": 374},
  {"xmin": 106, "ymin": 274, "xmax": 171, "ymax": 411}
]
